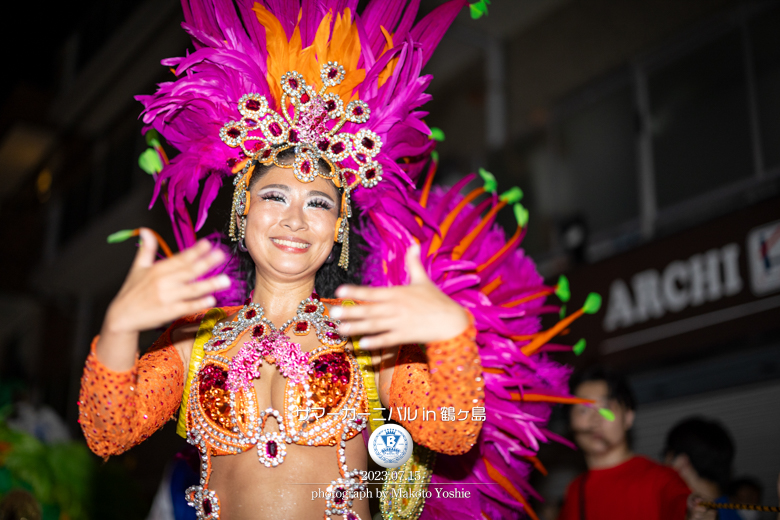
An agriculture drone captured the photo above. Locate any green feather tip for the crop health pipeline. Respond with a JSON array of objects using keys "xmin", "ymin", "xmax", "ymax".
[
  {"xmin": 138, "ymin": 148, "xmax": 163, "ymax": 175},
  {"xmin": 478, "ymin": 168, "xmax": 497, "ymax": 193},
  {"xmin": 429, "ymin": 127, "xmax": 445, "ymax": 142},
  {"xmin": 598, "ymin": 408, "xmax": 616, "ymax": 421},
  {"xmin": 107, "ymin": 229, "xmax": 136, "ymax": 244},
  {"xmin": 583, "ymin": 292, "xmax": 602, "ymax": 314},
  {"xmin": 431, "ymin": 150, "xmax": 439, "ymax": 163},
  {"xmin": 559, "ymin": 305, "xmax": 567, "ymax": 320},
  {"xmin": 145, "ymin": 129, "xmax": 161, "ymax": 148},
  {"xmin": 573, "ymin": 339, "xmax": 586, "ymax": 356},
  {"xmin": 469, "ymin": 0, "xmax": 489, "ymax": 19},
  {"xmin": 513, "ymin": 203, "xmax": 529, "ymax": 227},
  {"xmin": 556, "ymin": 275, "xmax": 571, "ymax": 302},
  {"xmin": 500, "ymin": 186, "xmax": 523, "ymax": 204}
]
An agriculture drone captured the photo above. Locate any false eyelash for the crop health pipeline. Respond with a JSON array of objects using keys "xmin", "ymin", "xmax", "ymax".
[
  {"xmin": 260, "ymin": 191, "xmax": 287, "ymax": 203},
  {"xmin": 308, "ymin": 198, "xmax": 334, "ymax": 210}
]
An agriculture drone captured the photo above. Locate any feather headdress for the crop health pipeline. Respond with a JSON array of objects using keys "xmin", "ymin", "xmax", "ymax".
[{"xmin": 136, "ymin": 2, "xmax": 600, "ymax": 519}]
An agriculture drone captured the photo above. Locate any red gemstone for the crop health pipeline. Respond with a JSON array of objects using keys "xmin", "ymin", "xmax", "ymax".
[
  {"xmin": 365, "ymin": 168, "xmax": 376, "ymax": 179},
  {"xmin": 361, "ymin": 137, "xmax": 374, "ymax": 149},
  {"xmin": 245, "ymin": 119, "xmax": 257, "ymax": 127},
  {"xmin": 226, "ymin": 158, "xmax": 237, "ymax": 168},
  {"xmin": 246, "ymin": 309, "xmax": 257, "ymax": 319},
  {"xmin": 326, "ymin": 331, "xmax": 341, "ymax": 340},
  {"xmin": 301, "ymin": 161, "xmax": 311, "ymax": 174},
  {"xmin": 334, "ymin": 488, "xmax": 346, "ymax": 504},
  {"xmin": 266, "ymin": 440, "xmax": 278, "ymax": 457},
  {"xmin": 222, "ymin": 326, "xmax": 233, "ymax": 332},
  {"xmin": 246, "ymin": 98, "xmax": 261, "ymax": 111},
  {"xmin": 269, "ymin": 122, "xmax": 282, "ymax": 136},
  {"xmin": 343, "ymin": 170, "xmax": 357, "ymax": 185},
  {"xmin": 261, "ymin": 149, "xmax": 272, "ymax": 159},
  {"xmin": 295, "ymin": 322, "xmax": 309, "ymax": 333},
  {"xmin": 288, "ymin": 78, "xmax": 299, "ymax": 90},
  {"xmin": 331, "ymin": 142, "xmax": 345, "ymax": 154},
  {"xmin": 304, "ymin": 304, "xmax": 318, "ymax": 313},
  {"xmin": 328, "ymin": 67, "xmax": 339, "ymax": 79},
  {"xmin": 317, "ymin": 139, "xmax": 330, "ymax": 151},
  {"xmin": 326, "ymin": 100, "xmax": 337, "ymax": 111},
  {"xmin": 203, "ymin": 499, "xmax": 212, "ymax": 515},
  {"xmin": 212, "ymin": 339, "xmax": 225, "ymax": 346},
  {"xmin": 325, "ymin": 321, "xmax": 336, "ymax": 328},
  {"xmin": 252, "ymin": 324, "xmax": 265, "ymax": 337},
  {"xmin": 227, "ymin": 127, "xmax": 241, "ymax": 138},
  {"xmin": 252, "ymin": 141, "xmax": 264, "ymax": 151},
  {"xmin": 352, "ymin": 106, "xmax": 364, "ymax": 116},
  {"xmin": 288, "ymin": 129, "xmax": 299, "ymax": 142},
  {"xmin": 312, "ymin": 291, "xmax": 320, "ymax": 300},
  {"xmin": 300, "ymin": 92, "xmax": 310, "ymax": 103},
  {"xmin": 347, "ymin": 513, "xmax": 358, "ymax": 520},
  {"xmin": 355, "ymin": 153, "xmax": 366, "ymax": 163}
]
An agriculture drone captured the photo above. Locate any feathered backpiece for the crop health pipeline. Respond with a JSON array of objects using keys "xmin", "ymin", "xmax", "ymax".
[{"xmin": 136, "ymin": 1, "xmax": 601, "ymax": 519}]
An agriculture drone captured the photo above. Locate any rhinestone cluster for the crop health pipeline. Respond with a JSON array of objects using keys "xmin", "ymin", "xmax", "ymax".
[
  {"xmin": 220, "ymin": 61, "xmax": 383, "ymax": 190},
  {"xmin": 184, "ymin": 294, "xmax": 369, "ymax": 520},
  {"xmin": 224, "ymin": 61, "xmax": 383, "ymax": 270}
]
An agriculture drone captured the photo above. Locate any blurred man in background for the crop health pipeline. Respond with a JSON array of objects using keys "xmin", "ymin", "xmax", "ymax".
[{"xmin": 558, "ymin": 366, "xmax": 711, "ymax": 520}]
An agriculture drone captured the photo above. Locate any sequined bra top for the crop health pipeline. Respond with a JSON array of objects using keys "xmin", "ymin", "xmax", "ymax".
[
  {"xmin": 181, "ymin": 300, "xmax": 370, "ymax": 519},
  {"xmin": 186, "ymin": 303, "xmax": 369, "ymax": 455}
]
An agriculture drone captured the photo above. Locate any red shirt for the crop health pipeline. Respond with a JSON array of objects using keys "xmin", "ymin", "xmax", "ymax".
[{"xmin": 558, "ymin": 456, "xmax": 690, "ymax": 520}]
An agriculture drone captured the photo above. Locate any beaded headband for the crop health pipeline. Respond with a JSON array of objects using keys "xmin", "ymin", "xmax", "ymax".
[{"xmin": 222, "ymin": 61, "xmax": 383, "ymax": 270}]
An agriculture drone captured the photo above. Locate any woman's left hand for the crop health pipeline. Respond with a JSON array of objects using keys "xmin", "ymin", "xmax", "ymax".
[{"xmin": 329, "ymin": 244, "xmax": 470, "ymax": 349}]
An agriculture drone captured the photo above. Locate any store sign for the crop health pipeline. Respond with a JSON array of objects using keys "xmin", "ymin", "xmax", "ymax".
[
  {"xmin": 747, "ymin": 219, "xmax": 780, "ymax": 295},
  {"xmin": 566, "ymin": 198, "xmax": 780, "ymax": 365},
  {"xmin": 603, "ymin": 243, "xmax": 743, "ymax": 332}
]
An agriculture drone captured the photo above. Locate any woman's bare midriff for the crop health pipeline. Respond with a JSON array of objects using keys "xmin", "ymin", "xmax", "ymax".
[{"xmin": 194, "ymin": 310, "xmax": 370, "ymax": 520}]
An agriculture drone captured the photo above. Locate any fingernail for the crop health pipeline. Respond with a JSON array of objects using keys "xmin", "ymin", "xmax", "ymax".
[
  {"xmin": 329, "ymin": 307, "xmax": 343, "ymax": 318},
  {"xmin": 217, "ymin": 274, "xmax": 231, "ymax": 288},
  {"xmin": 206, "ymin": 296, "xmax": 216, "ymax": 307},
  {"xmin": 359, "ymin": 337, "xmax": 370, "ymax": 348},
  {"xmin": 335, "ymin": 286, "xmax": 347, "ymax": 297},
  {"xmin": 338, "ymin": 323, "xmax": 350, "ymax": 334}
]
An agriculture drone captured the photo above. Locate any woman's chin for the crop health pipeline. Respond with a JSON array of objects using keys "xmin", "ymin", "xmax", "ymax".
[{"xmin": 262, "ymin": 255, "xmax": 325, "ymax": 278}]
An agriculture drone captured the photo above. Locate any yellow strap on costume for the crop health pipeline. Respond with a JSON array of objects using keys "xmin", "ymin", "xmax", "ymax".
[
  {"xmin": 176, "ymin": 307, "xmax": 227, "ymax": 438},
  {"xmin": 344, "ymin": 300, "xmax": 383, "ymax": 432}
]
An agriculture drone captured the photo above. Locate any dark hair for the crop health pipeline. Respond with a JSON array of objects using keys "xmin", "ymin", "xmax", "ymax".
[
  {"xmin": 232, "ymin": 152, "xmax": 366, "ymax": 298},
  {"xmin": 663, "ymin": 417, "xmax": 735, "ymax": 491},
  {"xmin": 570, "ymin": 365, "xmax": 636, "ymax": 412}
]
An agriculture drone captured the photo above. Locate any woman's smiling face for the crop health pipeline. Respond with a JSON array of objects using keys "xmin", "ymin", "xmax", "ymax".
[{"xmin": 243, "ymin": 165, "xmax": 340, "ymax": 282}]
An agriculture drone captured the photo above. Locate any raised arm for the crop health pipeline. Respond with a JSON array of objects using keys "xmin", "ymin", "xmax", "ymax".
[
  {"xmin": 78, "ymin": 228, "xmax": 232, "ymax": 458},
  {"xmin": 329, "ymin": 244, "xmax": 484, "ymax": 455},
  {"xmin": 79, "ymin": 322, "xmax": 193, "ymax": 458},
  {"xmin": 385, "ymin": 324, "xmax": 483, "ymax": 455}
]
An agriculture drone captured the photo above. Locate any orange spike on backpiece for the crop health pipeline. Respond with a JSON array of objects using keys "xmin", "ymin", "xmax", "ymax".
[
  {"xmin": 502, "ymin": 288, "xmax": 555, "ymax": 308},
  {"xmin": 480, "ymin": 276, "xmax": 503, "ymax": 295},
  {"xmin": 452, "ymin": 199, "xmax": 507, "ymax": 259},
  {"xmin": 477, "ymin": 225, "xmax": 521, "ymax": 273},
  {"xmin": 427, "ymin": 186, "xmax": 485, "ymax": 255},
  {"xmin": 510, "ymin": 392, "xmax": 593, "ymax": 405},
  {"xmin": 483, "ymin": 459, "xmax": 540, "ymax": 520}
]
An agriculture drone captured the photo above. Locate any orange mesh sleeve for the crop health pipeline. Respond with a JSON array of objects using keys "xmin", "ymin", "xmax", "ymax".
[
  {"xmin": 387, "ymin": 322, "xmax": 484, "ymax": 455},
  {"xmin": 77, "ymin": 314, "xmax": 203, "ymax": 459}
]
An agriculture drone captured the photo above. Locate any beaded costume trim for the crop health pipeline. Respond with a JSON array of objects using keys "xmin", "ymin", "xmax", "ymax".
[{"xmin": 183, "ymin": 296, "xmax": 369, "ymax": 520}]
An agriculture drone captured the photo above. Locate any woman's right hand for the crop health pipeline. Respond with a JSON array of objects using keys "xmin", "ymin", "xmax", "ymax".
[{"xmin": 102, "ymin": 228, "xmax": 231, "ymax": 336}]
